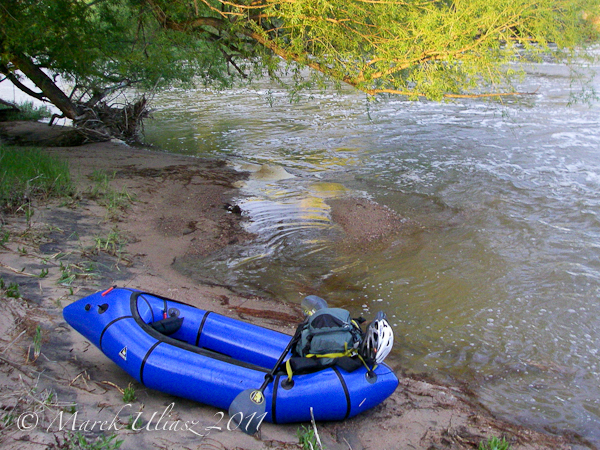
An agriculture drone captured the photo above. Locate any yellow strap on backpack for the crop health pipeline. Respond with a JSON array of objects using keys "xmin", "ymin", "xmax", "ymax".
[
  {"xmin": 286, "ymin": 343, "xmax": 362, "ymax": 382},
  {"xmin": 305, "ymin": 341, "xmax": 355, "ymax": 359},
  {"xmin": 285, "ymin": 359, "xmax": 294, "ymax": 382}
]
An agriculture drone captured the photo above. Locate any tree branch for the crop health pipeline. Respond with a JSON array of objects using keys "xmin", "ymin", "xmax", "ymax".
[
  {"xmin": 0, "ymin": 64, "xmax": 47, "ymax": 101},
  {"xmin": 8, "ymin": 54, "xmax": 81, "ymax": 119}
]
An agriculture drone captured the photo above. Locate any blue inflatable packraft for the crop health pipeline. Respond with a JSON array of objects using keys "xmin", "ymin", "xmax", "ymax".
[{"xmin": 63, "ymin": 287, "xmax": 398, "ymax": 424}]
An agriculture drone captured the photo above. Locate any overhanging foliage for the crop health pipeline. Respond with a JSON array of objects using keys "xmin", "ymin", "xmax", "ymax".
[
  {"xmin": 145, "ymin": 0, "xmax": 600, "ymax": 99},
  {"xmin": 0, "ymin": 0, "xmax": 598, "ymax": 140}
]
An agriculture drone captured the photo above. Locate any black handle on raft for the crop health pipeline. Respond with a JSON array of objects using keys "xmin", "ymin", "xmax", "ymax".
[{"xmin": 259, "ymin": 324, "xmax": 303, "ymax": 391}]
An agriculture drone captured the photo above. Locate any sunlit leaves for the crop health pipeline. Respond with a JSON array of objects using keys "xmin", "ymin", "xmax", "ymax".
[
  {"xmin": 2, "ymin": 0, "xmax": 599, "ymax": 105},
  {"xmin": 169, "ymin": 0, "xmax": 599, "ymax": 98}
]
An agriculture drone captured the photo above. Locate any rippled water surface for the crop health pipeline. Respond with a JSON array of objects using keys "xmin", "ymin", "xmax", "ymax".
[{"xmin": 145, "ymin": 63, "xmax": 600, "ymax": 442}]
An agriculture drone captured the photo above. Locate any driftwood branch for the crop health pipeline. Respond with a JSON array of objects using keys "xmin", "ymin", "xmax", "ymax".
[{"xmin": 0, "ymin": 354, "xmax": 35, "ymax": 379}]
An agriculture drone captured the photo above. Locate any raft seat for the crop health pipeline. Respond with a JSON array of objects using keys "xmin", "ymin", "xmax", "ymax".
[
  {"xmin": 136, "ymin": 293, "xmax": 291, "ymax": 370},
  {"xmin": 150, "ymin": 316, "xmax": 184, "ymax": 336},
  {"xmin": 145, "ymin": 315, "xmax": 249, "ymax": 364}
]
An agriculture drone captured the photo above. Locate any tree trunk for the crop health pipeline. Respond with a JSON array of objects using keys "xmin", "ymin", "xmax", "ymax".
[
  {"xmin": 9, "ymin": 53, "xmax": 82, "ymax": 120},
  {"xmin": 7, "ymin": 53, "xmax": 149, "ymax": 144}
]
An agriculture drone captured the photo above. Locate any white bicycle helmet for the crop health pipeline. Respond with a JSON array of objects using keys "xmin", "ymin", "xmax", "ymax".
[{"xmin": 360, "ymin": 311, "xmax": 394, "ymax": 365}]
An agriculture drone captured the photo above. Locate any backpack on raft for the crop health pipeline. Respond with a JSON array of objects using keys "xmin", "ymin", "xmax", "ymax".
[
  {"xmin": 295, "ymin": 308, "xmax": 363, "ymax": 359},
  {"xmin": 284, "ymin": 308, "xmax": 365, "ymax": 379}
]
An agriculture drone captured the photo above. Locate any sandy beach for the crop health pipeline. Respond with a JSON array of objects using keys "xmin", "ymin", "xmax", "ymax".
[{"xmin": 0, "ymin": 121, "xmax": 592, "ymax": 450}]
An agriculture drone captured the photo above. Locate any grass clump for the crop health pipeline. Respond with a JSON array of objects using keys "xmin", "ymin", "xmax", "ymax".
[
  {"xmin": 63, "ymin": 432, "xmax": 123, "ymax": 450},
  {"xmin": 0, "ymin": 226, "xmax": 9, "ymax": 246},
  {"xmin": 31, "ymin": 325, "xmax": 42, "ymax": 361},
  {"xmin": 479, "ymin": 436, "xmax": 512, "ymax": 450},
  {"xmin": 0, "ymin": 278, "xmax": 21, "ymax": 298},
  {"xmin": 57, "ymin": 260, "xmax": 99, "ymax": 287},
  {"xmin": 0, "ymin": 145, "xmax": 73, "ymax": 212},
  {"xmin": 122, "ymin": 384, "xmax": 136, "ymax": 403},
  {"xmin": 94, "ymin": 228, "xmax": 127, "ymax": 257},
  {"xmin": 87, "ymin": 170, "xmax": 134, "ymax": 220},
  {"xmin": 298, "ymin": 424, "xmax": 322, "ymax": 450}
]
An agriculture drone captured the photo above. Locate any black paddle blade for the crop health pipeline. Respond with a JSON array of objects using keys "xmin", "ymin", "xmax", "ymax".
[{"xmin": 228, "ymin": 388, "xmax": 268, "ymax": 435}]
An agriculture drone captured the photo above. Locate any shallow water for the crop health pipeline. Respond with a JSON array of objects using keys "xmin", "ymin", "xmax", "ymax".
[{"xmin": 145, "ymin": 63, "xmax": 600, "ymax": 442}]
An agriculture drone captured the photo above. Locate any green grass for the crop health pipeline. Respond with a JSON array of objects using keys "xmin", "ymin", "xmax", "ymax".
[
  {"xmin": 122, "ymin": 384, "xmax": 136, "ymax": 403},
  {"xmin": 0, "ymin": 145, "xmax": 74, "ymax": 212},
  {"xmin": 94, "ymin": 228, "xmax": 127, "ymax": 257},
  {"xmin": 57, "ymin": 260, "xmax": 98, "ymax": 287},
  {"xmin": 297, "ymin": 425, "xmax": 322, "ymax": 450},
  {"xmin": 0, "ymin": 278, "xmax": 21, "ymax": 298},
  {"xmin": 1, "ymin": 101, "xmax": 52, "ymax": 122},
  {"xmin": 32, "ymin": 325, "xmax": 42, "ymax": 360},
  {"xmin": 64, "ymin": 432, "xmax": 123, "ymax": 450},
  {"xmin": 0, "ymin": 226, "xmax": 9, "ymax": 246},
  {"xmin": 87, "ymin": 170, "xmax": 134, "ymax": 220},
  {"xmin": 479, "ymin": 436, "xmax": 512, "ymax": 450}
]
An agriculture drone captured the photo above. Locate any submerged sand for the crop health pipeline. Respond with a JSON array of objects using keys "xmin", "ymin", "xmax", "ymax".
[{"xmin": 0, "ymin": 122, "xmax": 591, "ymax": 450}]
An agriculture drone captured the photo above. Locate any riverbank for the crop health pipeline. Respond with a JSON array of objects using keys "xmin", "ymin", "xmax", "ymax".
[{"xmin": 0, "ymin": 121, "xmax": 592, "ymax": 450}]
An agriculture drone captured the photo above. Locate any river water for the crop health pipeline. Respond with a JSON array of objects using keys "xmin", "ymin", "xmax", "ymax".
[{"xmin": 144, "ymin": 63, "xmax": 600, "ymax": 442}]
